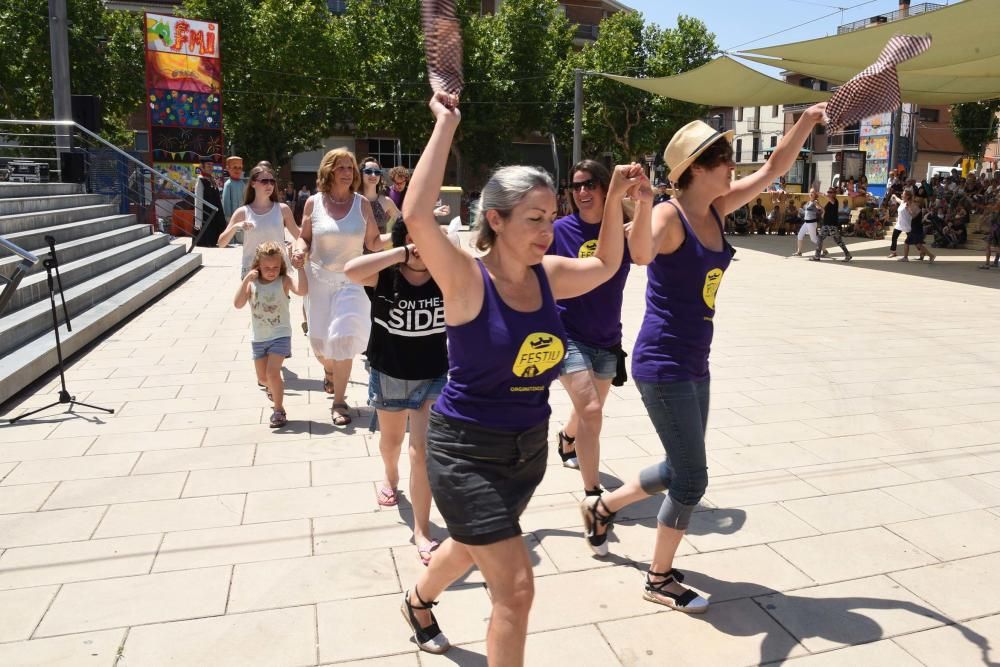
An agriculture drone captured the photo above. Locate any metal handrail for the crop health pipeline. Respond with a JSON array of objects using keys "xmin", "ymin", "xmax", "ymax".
[
  {"xmin": 0, "ymin": 237, "xmax": 38, "ymax": 264},
  {"xmin": 0, "ymin": 119, "xmax": 218, "ymax": 252},
  {"xmin": 0, "ymin": 238, "xmax": 39, "ymax": 316}
]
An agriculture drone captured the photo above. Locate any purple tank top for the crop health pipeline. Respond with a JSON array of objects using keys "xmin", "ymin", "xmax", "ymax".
[
  {"xmin": 435, "ymin": 260, "xmax": 567, "ymax": 431},
  {"xmin": 632, "ymin": 201, "xmax": 731, "ymax": 383}
]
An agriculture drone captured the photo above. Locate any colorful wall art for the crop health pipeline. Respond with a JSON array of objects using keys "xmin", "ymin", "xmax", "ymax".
[
  {"xmin": 144, "ymin": 12, "xmax": 223, "ymax": 222},
  {"xmin": 149, "ymin": 90, "xmax": 221, "ymax": 129}
]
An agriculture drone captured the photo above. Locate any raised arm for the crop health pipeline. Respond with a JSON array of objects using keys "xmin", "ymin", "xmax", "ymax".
[
  {"xmin": 716, "ymin": 103, "xmax": 827, "ymax": 215},
  {"xmin": 233, "ymin": 270, "xmax": 256, "ymax": 308},
  {"xmin": 217, "ymin": 207, "xmax": 247, "ymax": 248},
  {"xmin": 402, "ymin": 93, "xmax": 480, "ymax": 321},
  {"xmin": 543, "ymin": 164, "xmax": 643, "ymax": 300},
  {"xmin": 344, "ymin": 244, "xmax": 411, "ymax": 288},
  {"xmin": 284, "ymin": 265, "xmax": 308, "ymax": 296}
]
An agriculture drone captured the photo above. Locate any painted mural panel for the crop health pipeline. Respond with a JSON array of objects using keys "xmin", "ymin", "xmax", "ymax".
[{"xmin": 149, "ymin": 90, "xmax": 221, "ymax": 129}]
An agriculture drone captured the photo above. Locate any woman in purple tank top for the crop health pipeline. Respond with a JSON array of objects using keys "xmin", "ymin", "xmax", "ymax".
[
  {"xmin": 397, "ymin": 92, "xmax": 647, "ymax": 663},
  {"xmin": 579, "ymin": 103, "xmax": 829, "ymax": 614}
]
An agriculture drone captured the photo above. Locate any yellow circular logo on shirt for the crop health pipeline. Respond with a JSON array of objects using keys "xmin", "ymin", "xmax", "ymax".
[
  {"xmin": 512, "ymin": 332, "xmax": 565, "ymax": 378},
  {"xmin": 578, "ymin": 240, "xmax": 598, "ymax": 258},
  {"xmin": 702, "ymin": 268, "xmax": 724, "ymax": 310}
]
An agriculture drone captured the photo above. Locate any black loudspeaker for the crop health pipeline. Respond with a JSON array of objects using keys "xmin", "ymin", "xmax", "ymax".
[
  {"xmin": 60, "ymin": 152, "xmax": 86, "ymax": 184},
  {"xmin": 71, "ymin": 95, "xmax": 102, "ymax": 134}
]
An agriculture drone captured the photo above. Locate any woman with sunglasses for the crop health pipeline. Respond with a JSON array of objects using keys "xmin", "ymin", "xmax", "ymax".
[
  {"xmin": 548, "ymin": 160, "xmax": 642, "ymax": 518},
  {"xmin": 397, "ymin": 91, "xmax": 648, "ymax": 663},
  {"xmin": 291, "ymin": 149, "xmax": 382, "ymax": 425},
  {"xmin": 218, "ymin": 164, "xmax": 299, "ymax": 278},
  {"xmin": 578, "ymin": 104, "xmax": 827, "ymax": 614},
  {"xmin": 359, "ymin": 157, "xmax": 401, "ymax": 241}
]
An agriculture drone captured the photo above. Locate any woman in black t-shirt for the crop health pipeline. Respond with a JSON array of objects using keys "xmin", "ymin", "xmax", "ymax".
[{"xmin": 345, "ymin": 219, "xmax": 449, "ymax": 566}]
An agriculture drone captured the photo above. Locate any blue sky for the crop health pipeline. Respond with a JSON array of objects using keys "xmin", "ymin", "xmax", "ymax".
[{"xmin": 623, "ymin": 0, "xmax": 944, "ymax": 72}]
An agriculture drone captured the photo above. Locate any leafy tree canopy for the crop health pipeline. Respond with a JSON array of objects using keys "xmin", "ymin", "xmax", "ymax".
[{"xmin": 950, "ymin": 100, "xmax": 1000, "ymax": 161}]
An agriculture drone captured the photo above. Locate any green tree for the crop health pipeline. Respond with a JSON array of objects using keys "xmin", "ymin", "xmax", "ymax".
[
  {"xmin": 330, "ymin": 0, "xmax": 428, "ymax": 149},
  {"xmin": 573, "ymin": 12, "xmax": 716, "ymax": 162},
  {"xmin": 950, "ymin": 100, "xmax": 1000, "ymax": 161},
  {"xmin": 458, "ymin": 0, "xmax": 575, "ymax": 182},
  {"xmin": 0, "ymin": 0, "xmax": 143, "ymax": 145},
  {"xmin": 182, "ymin": 0, "xmax": 342, "ymax": 168}
]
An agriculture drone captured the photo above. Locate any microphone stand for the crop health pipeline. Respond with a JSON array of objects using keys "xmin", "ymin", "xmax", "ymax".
[{"xmin": 9, "ymin": 236, "xmax": 114, "ymax": 423}]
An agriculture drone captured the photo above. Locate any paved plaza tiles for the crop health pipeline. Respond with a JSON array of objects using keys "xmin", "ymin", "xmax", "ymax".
[{"xmin": 0, "ymin": 235, "xmax": 999, "ymax": 666}]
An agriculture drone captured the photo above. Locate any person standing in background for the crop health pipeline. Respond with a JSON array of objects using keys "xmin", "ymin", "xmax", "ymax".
[
  {"xmin": 195, "ymin": 160, "xmax": 224, "ymax": 247},
  {"xmin": 222, "ymin": 156, "xmax": 246, "ymax": 224},
  {"xmin": 387, "ymin": 166, "xmax": 409, "ymax": 210}
]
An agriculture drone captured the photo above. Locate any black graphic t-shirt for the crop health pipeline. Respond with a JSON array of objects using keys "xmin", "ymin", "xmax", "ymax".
[{"xmin": 367, "ymin": 268, "xmax": 448, "ymax": 380}]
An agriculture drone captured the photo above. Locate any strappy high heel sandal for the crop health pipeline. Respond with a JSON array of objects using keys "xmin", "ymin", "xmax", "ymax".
[
  {"xmin": 580, "ymin": 495, "xmax": 616, "ymax": 557},
  {"xmin": 557, "ymin": 431, "xmax": 579, "ymax": 469},
  {"xmin": 400, "ymin": 588, "xmax": 450, "ymax": 654},
  {"xmin": 643, "ymin": 568, "xmax": 709, "ymax": 614}
]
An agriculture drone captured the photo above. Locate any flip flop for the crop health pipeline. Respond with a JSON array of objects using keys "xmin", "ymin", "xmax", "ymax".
[
  {"xmin": 377, "ymin": 486, "xmax": 398, "ymax": 507},
  {"xmin": 418, "ymin": 540, "xmax": 440, "ymax": 566}
]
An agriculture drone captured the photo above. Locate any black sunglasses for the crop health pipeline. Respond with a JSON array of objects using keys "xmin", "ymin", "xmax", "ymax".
[
  {"xmin": 571, "ymin": 179, "xmax": 598, "ymax": 192},
  {"xmin": 362, "ymin": 168, "xmax": 381, "ymax": 176},
  {"xmin": 254, "ymin": 177, "xmax": 275, "ymax": 185}
]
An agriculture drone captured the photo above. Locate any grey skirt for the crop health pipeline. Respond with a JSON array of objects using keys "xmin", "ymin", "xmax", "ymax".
[{"xmin": 426, "ymin": 409, "xmax": 548, "ymax": 546}]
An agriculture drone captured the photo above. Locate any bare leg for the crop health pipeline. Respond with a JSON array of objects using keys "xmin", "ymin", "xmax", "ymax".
[
  {"xmin": 376, "ymin": 408, "xmax": 406, "ymax": 493},
  {"xmin": 647, "ymin": 525, "xmax": 690, "ymax": 599},
  {"xmin": 408, "ymin": 537, "xmax": 476, "ymax": 629},
  {"xmin": 254, "ymin": 357, "xmax": 268, "ymax": 387},
  {"xmin": 469, "ymin": 537, "xmax": 535, "ymax": 667},
  {"xmin": 264, "ymin": 354, "xmax": 285, "ymax": 412},
  {"xmin": 407, "ymin": 401, "xmax": 435, "ymax": 551},
  {"xmin": 559, "ymin": 371, "xmax": 613, "ymax": 491}
]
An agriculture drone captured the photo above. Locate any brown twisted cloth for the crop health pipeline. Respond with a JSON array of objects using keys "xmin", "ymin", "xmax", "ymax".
[
  {"xmin": 825, "ymin": 34, "xmax": 932, "ymax": 131},
  {"xmin": 422, "ymin": 0, "xmax": 464, "ymax": 97}
]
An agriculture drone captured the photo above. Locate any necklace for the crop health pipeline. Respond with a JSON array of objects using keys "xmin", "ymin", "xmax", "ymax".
[{"xmin": 325, "ymin": 192, "xmax": 351, "ymax": 205}]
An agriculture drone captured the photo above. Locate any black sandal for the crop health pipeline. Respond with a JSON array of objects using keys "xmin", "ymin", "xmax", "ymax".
[
  {"xmin": 557, "ymin": 431, "xmax": 579, "ymax": 469},
  {"xmin": 643, "ymin": 568, "xmax": 709, "ymax": 613},
  {"xmin": 580, "ymin": 495, "xmax": 616, "ymax": 557},
  {"xmin": 400, "ymin": 587, "xmax": 450, "ymax": 654},
  {"xmin": 584, "ymin": 486, "xmax": 604, "ymax": 497}
]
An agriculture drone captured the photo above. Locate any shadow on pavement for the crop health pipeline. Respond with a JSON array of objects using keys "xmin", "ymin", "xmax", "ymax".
[{"xmin": 682, "ymin": 571, "xmax": 999, "ymax": 666}]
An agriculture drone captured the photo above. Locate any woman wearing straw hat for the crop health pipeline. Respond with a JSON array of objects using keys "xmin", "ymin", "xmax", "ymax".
[{"xmin": 579, "ymin": 102, "xmax": 827, "ymax": 613}]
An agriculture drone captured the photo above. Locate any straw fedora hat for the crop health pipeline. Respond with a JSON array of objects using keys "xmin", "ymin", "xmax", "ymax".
[{"xmin": 665, "ymin": 120, "xmax": 735, "ymax": 184}]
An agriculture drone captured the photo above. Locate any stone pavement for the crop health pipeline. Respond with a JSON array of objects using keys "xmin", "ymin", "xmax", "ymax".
[{"xmin": 0, "ymin": 236, "xmax": 998, "ymax": 666}]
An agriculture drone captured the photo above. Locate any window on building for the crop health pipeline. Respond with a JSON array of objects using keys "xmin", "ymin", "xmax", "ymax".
[
  {"xmin": 327, "ymin": 0, "xmax": 347, "ymax": 14},
  {"xmin": 736, "ymin": 138, "xmax": 743, "ymax": 162},
  {"xmin": 770, "ymin": 135, "xmax": 778, "ymax": 148},
  {"xmin": 364, "ymin": 138, "xmax": 422, "ymax": 171},
  {"xmin": 752, "ymin": 137, "xmax": 760, "ymax": 163},
  {"xmin": 737, "ymin": 107, "xmax": 744, "ymax": 122},
  {"xmin": 919, "ymin": 108, "xmax": 940, "ymax": 123},
  {"xmin": 772, "ymin": 105, "xmax": 779, "ymax": 117}
]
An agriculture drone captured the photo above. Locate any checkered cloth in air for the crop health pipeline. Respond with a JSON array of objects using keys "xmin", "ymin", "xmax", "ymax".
[
  {"xmin": 825, "ymin": 34, "xmax": 932, "ymax": 131},
  {"xmin": 422, "ymin": 0, "xmax": 464, "ymax": 97}
]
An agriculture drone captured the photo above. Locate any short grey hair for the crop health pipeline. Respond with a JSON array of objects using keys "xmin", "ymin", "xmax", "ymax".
[{"xmin": 474, "ymin": 165, "xmax": 555, "ymax": 251}]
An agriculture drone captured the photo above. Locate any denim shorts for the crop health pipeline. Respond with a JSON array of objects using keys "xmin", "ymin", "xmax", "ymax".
[
  {"xmin": 560, "ymin": 338, "xmax": 618, "ymax": 379},
  {"xmin": 425, "ymin": 409, "xmax": 548, "ymax": 545},
  {"xmin": 368, "ymin": 369, "xmax": 446, "ymax": 412},
  {"xmin": 251, "ymin": 336, "xmax": 291, "ymax": 360}
]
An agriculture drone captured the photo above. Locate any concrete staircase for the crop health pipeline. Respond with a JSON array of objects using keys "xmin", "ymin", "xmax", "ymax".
[{"xmin": 0, "ymin": 182, "xmax": 201, "ymax": 406}]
